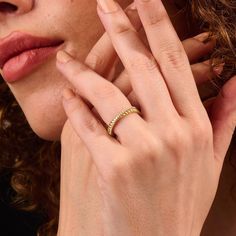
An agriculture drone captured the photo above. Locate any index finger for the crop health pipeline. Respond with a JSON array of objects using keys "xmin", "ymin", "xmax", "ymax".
[{"xmin": 85, "ymin": 2, "xmax": 142, "ymax": 79}]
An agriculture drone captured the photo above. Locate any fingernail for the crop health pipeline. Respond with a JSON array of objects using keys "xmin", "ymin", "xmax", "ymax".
[
  {"xmin": 63, "ymin": 88, "xmax": 75, "ymax": 100},
  {"xmin": 194, "ymin": 32, "xmax": 211, "ymax": 43},
  {"xmin": 57, "ymin": 51, "xmax": 74, "ymax": 64},
  {"xmin": 97, "ymin": 0, "xmax": 119, "ymax": 13}
]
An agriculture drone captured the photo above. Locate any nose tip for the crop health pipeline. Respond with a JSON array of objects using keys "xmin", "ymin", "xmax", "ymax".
[{"xmin": 0, "ymin": 1, "xmax": 33, "ymax": 15}]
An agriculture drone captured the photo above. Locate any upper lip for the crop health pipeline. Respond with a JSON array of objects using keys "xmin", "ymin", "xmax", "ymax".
[{"xmin": 0, "ymin": 31, "xmax": 64, "ymax": 69}]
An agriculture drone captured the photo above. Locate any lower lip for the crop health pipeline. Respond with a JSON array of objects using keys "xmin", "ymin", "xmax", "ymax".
[{"xmin": 2, "ymin": 45, "xmax": 62, "ymax": 83}]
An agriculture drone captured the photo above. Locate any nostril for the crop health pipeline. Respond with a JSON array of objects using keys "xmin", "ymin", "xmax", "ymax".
[{"xmin": 0, "ymin": 2, "xmax": 18, "ymax": 13}]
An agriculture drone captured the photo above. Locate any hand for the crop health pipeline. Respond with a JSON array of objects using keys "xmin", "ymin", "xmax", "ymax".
[
  {"xmin": 58, "ymin": 120, "xmax": 103, "ymax": 236},
  {"xmin": 57, "ymin": 11, "xmax": 218, "ymax": 236},
  {"xmin": 84, "ymin": 2, "xmax": 218, "ymax": 105},
  {"xmin": 57, "ymin": 1, "xmax": 235, "ymax": 235}
]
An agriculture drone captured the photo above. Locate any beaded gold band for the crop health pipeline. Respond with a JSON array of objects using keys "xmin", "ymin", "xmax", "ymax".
[{"xmin": 107, "ymin": 106, "xmax": 141, "ymax": 136}]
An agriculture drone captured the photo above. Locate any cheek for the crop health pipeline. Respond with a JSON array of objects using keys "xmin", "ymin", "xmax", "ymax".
[
  {"xmin": 39, "ymin": 0, "xmax": 104, "ymax": 60},
  {"xmin": 47, "ymin": 0, "xmax": 100, "ymax": 36},
  {"xmin": 54, "ymin": 0, "xmax": 104, "ymax": 50},
  {"xmin": 4, "ymin": 0, "xmax": 104, "ymax": 141}
]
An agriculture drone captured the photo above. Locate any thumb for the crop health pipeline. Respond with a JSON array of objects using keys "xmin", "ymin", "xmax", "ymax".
[{"xmin": 210, "ymin": 76, "xmax": 236, "ymax": 165}]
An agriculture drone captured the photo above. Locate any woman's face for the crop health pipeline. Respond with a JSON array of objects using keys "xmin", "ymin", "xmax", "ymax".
[
  {"xmin": 0, "ymin": 0, "xmax": 186, "ymax": 141},
  {"xmin": 0, "ymin": 0, "xmax": 132, "ymax": 140}
]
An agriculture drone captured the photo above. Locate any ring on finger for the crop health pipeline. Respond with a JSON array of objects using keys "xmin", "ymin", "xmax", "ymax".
[{"xmin": 107, "ymin": 106, "xmax": 141, "ymax": 137}]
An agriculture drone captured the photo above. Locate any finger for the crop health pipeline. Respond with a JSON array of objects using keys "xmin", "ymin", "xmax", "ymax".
[
  {"xmin": 96, "ymin": 0, "xmax": 177, "ymax": 121},
  {"xmin": 85, "ymin": 2, "xmax": 142, "ymax": 79},
  {"xmin": 113, "ymin": 59, "xmax": 215, "ymax": 99},
  {"xmin": 191, "ymin": 60, "xmax": 215, "ymax": 85},
  {"xmin": 110, "ymin": 33, "xmax": 216, "ymax": 95},
  {"xmin": 210, "ymin": 76, "xmax": 236, "ymax": 166},
  {"xmin": 61, "ymin": 88, "xmax": 120, "ymax": 174},
  {"xmin": 203, "ymin": 97, "xmax": 216, "ymax": 113},
  {"xmin": 114, "ymin": 77, "xmax": 219, "ymax": 122},
  {"xmin": 111, "ymin": 34, "xmax": 216, "ymax": 89},
  {"xmin": 113, "ymin": 70, "xmax": 132, "ymax": 95},
  {"xmin": 62, "ymin": 88, "xmax": 107, "ymax": 139},
  {"xmin": 57, "ymin": 50, "xmax": 145, "ymax": 143},
  {"xmin": 127, "ymin": 91, "xmax": 139, "ymax": 108},
  {"xmin": 182, "ymin": 32, "xmax": 215, "ymax": 64},
  {"xmin": 135, "ymin": 0, "xmax": 206, "ymax": 118}
]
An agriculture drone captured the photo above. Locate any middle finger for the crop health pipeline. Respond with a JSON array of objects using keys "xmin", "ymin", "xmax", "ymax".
[
  {"xmin": 96, "ymin": 0, "xmax": 178, "ymax": 121},
  {"xmin": 135, "ymin": 0, "xmax": 206, "ymax": 118}
]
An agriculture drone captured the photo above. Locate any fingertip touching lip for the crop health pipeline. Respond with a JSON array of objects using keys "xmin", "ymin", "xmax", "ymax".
[{"xmin": 0, "ymin": 31, "xmax": 64, "ymax": 69}]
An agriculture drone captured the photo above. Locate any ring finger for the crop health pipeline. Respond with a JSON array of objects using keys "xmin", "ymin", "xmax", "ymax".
[{"xmin": 135, "ymin": 0, "xmax": 207, "ymax": 118}]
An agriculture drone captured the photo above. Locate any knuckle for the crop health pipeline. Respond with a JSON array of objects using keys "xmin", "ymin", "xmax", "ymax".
[
  {"xmin": 139, "ymin": 1, "xmax": 168, "ymax": 27},
  {"xmin": 93, "ymin": 82, "xmax": 118, "ymax": 100},
  {"xmin": 106, "ymin": 155, "xmax": 131, "ymax": 182},
  {"xmin": 114, "ymin": 22, "xmax": 134, "ymax": 36},
  {"xmin": 189, "ymin": 120, "xmax": 212, "ymax": 149},
  {"xmin": 111, "ymin": 158, "xmax": 128, "ymax": 175},
  {"xmin": 105, "ymin": 138, "xmax": 161, "ymax": 181},
  {"xmin": 82, "ymin": 116, "xmax": 100, "ymax": 133},
  {"xmin": 160, "ymin": 119, "xmax": 184, "ymax": 147},
  {"xmin": 192, "ymin": 120, "xmax": 211, "ymax": 139},
  {"xmin": 159, "ymin": 43, "xmax": 186, "ymax": 69},
  {"xmin": 164, "ymin": 128, "xmax": 187, "ymax": 149},
  {"xmin": 144, "ymin": 12, "xmax": 168, "ymax": 28},
  {"xmin": 161, "ymin": 123, "xmax": 194, "ymax": 157},
  {"xmin": 139, "ymin": 136, "xmax": 158, "ymax": 156},
  {"xmin": 127, "ymin": 54, "xmax": 158, "ymax": 72},
  {"xmin": 134, "ymin": 133, "xmax": 160, "ymax": 164}
]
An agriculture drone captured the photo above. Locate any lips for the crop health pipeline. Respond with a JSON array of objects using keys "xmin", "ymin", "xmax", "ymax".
[{"xmin": 0, "ymin": 31, "xmax": 64, "ymax": 82}]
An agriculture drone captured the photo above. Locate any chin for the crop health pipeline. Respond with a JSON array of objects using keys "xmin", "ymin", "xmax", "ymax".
[
  {"xmin": 25, "ymin": 110, "xmax": 67, "ymax": 141},
  {"xmin": 29, "ymin": 119, "xmax": 64, "ymax": 141}
]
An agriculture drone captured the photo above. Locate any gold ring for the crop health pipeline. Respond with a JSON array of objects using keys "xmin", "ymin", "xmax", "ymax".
[{"xmin": 107, "ymin": 106, "xmax": 141, "ymax": 136}]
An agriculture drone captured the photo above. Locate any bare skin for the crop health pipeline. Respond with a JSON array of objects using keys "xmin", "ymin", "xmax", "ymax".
[
  {"xmin": 0, "ymin": 0, "xmax": 193, "ymax": 140},
  {"xmin": 58, "ymin": 0, "xmax": 234, "ymax": 235},
  {"xmin": 0, "ymin": 1, "xmax": 235, "ymax": 235}
]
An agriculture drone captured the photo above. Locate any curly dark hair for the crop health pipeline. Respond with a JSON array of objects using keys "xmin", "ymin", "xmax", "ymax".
[{"xmin": 0, "ymin": 0, "xmax": 235, "ymax": 235}]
